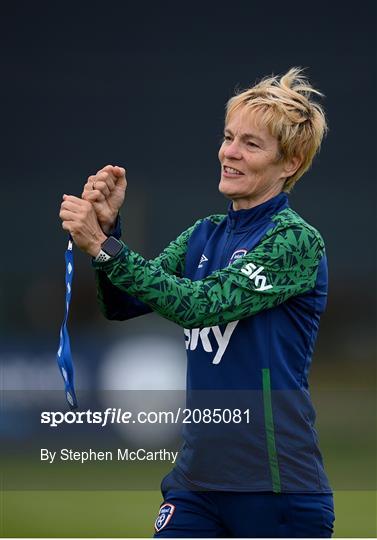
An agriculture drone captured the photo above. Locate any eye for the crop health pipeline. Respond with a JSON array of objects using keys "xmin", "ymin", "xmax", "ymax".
[
  {"xmin": 222, "ymin": 134, "xmax": 232, "ymax": 143},
  {"xmin": 247, "ymin": 141, "xmax": 259, "ymax": 148}
]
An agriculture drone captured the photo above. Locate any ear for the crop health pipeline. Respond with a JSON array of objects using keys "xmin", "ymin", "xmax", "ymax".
[{"xmin": 282, "ymin": 155, "xmax": 302, "ymax": 178}]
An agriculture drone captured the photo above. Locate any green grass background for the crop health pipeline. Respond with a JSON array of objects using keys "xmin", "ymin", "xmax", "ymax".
[{"xmin": 1, "ymin": 490, "xmax": 376, "ymax": 537}]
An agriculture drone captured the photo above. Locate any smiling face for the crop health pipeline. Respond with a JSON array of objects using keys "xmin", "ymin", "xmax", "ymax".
[{"xmin": 218, "ymin": 107, "xmax": 299, "ymax": 210}]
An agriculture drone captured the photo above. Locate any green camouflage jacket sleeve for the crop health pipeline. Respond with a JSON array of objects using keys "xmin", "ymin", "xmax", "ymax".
[
  {"xmin": 93, "ymin": 215, "xmax": 325, "ymax": 329},
  {"xmin": 94, "ymin": 219, "xmax": 204, "ymax": 320}
]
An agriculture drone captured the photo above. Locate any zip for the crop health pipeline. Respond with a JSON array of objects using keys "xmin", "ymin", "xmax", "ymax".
[{"xmin": 222, "ymin": 217, "xmax": 236, "ymax": 266}]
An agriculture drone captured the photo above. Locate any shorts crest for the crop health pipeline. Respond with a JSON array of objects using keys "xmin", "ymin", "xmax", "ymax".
[{"xmin": 154, "ymin": 502, "xmax": 175, "ymax": 533}]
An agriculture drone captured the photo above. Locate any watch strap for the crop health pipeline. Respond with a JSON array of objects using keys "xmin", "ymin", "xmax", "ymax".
[{"xmin": 95, "ymin": 250, "xmax": 112, "ymax": 263}]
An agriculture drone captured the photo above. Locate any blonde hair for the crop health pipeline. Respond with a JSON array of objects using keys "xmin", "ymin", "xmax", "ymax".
[{"xmin": 226, "ymin": 67, "xmax": 328, "ymax": 191}]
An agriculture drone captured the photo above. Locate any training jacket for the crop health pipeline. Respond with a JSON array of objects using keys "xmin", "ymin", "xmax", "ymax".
[{"xmin": 93, "ymin": 192, "xmax": 332, "ymax": 493}]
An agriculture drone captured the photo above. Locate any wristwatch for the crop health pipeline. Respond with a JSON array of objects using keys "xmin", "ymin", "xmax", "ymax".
[{"xmin": 95, "ymin": 236, "xmax": 123, "ymax": 262}]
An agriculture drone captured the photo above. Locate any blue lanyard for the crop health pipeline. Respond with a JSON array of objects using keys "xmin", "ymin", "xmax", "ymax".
[{"xmin": 56, "ymin": 235, "xmax": 78, "ymax": 409}]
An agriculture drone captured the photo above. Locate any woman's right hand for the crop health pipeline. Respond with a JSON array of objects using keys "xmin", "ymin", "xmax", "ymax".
[{"xmin": 82, "ymin": 165, "xmax": 127, "ymax": 235}]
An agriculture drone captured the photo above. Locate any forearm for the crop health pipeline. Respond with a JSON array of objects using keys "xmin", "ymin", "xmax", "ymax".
[
  {"xmin": 94, "ymin": 218, "xmax": 205, "ymax": 323},
  {"xmin": 94, "ymin": 250, "xmax": 224, "ymax": 328},
  {"xmin": 92, "ymin": 237, "xmax": 321, "ymax": 329},
  {"xmin": 95, "ymin": 270, "xmax": 152, "ymax": 320}
]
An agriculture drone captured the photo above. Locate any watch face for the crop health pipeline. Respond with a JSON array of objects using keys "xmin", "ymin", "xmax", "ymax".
[{"xmin": 102, "ymin": 236, "xmax": 123, "ymax": 257}]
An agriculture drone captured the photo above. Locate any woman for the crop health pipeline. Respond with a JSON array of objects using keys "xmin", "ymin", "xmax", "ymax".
[{"xmin": 60, "ymin": 67, "xmax": 335, "ymax": 537}]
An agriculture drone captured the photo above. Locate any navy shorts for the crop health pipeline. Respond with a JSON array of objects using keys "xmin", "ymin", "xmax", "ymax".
[{"xmin": 153, "ymin": 470, "xmax": 335, "ymax": 538}]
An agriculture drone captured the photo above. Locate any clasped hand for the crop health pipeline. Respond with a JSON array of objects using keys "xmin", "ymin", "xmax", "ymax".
[{"xmin": 59, "ymin": 165, "xmax": 127, "ymax": 257}]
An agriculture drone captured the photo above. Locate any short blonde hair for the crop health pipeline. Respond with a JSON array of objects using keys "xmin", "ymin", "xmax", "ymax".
[{"xmin": 226, "ymin": 67, "xmax": 328, "ymax": 191}]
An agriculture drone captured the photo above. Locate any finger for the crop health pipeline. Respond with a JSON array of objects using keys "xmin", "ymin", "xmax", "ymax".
[
  {"xmin": 63, "ymin": 194, "xmax": 83, "ymax": 204},
  {"xmin": 113, "ymin": 166, "xmax": 127, "ymax": 178},
  {"xmin": 82, "ymin": 189, "xmax": 106, "ymax": 203},
  {"xmin": 82, "ymin": 181, "xmax": 112, "ymax": 199},
  {"xmin": 63, "ymin": 195, "xmax": 92, "ymax": 211},
  {"xmin": 86, "ymin": 171, "xmax": 116, "ymax": 192},
  {"xmin": 62, "ymin": 221, "xmax": 73, "ymax": 231},
  {"xmin": 96, "ymin": 164, "xmax": 114, "ymax": 175},
  {"xmin": 96, "ymin": 165, "xmax": 126, "ymax": 187},
  {"xmin": 85, "ymin": 175, "xmax": 96, "ymax": 187},
  {"xmin": 61, "ymin": 200, "xmax": 84, "ymax": 213},
  {"xmin": 60, "ymin": 200, "xmax": 92, "ymax": 218},
  {"xmin": 62, "ymin": 221, "xmax": 80, "ymax": 235},
  {"xmin": 92, "ymin": 180, "xmax": 111, "ymax": 198},
  {"xmin": 83, "ymin": 173, "xmax": 106, "ymax": 193},
  {"xmin": 83, "ymin": 179, "xmax": 96, "ymax": 194},
  {"xmin": 59, "ymin": 209, "xmax": 79, "ymax": 221},
  {"xmin": 97, "ymin": 171, "xmax": 117, "ymax": 189}
]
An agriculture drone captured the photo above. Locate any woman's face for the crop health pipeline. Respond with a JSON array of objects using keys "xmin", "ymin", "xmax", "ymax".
[{"xmin": 218, "ymin": 107, "xmax": 296, "ymax": 210}]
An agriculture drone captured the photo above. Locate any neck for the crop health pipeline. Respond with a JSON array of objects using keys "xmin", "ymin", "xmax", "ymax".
[{"xmin": 231, "ymin": 186, "xmax": 284, "ymax": 211}]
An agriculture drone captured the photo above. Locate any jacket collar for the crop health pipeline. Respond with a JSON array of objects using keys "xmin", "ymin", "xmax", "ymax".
[{"xmin": 226, "ymin": 192, "xmax": 289, "ymax": 231}]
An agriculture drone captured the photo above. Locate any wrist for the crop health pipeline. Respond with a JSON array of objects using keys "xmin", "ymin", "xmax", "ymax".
[
  {"xmin": 93, "ymin": 236, "xmax": 124, "ymax": 262},
  {"xmin": 100, "ymin": 223, "xmax": 113, "ymax": 235},
  {"xmin": 89, "ymin": 232, "xmax": 108, "ymax": 258},
  {"xmin": 99, "ymin": 215, "xmax": 118, "ymax": 235}
]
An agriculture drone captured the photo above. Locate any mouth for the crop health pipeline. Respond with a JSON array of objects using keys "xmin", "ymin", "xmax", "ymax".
[{"xmin": 222, "ymin": 165, "xmax": 244, "ymax": 177}]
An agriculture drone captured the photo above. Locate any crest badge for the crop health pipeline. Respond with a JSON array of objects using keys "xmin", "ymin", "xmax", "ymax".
[
  {"xmin": 154, "ymin": 502, "xmax": 175, "ymax": 533},
  {"xmin": 229, "ymin": 248, "xmax": 248, "ymax": 265}
]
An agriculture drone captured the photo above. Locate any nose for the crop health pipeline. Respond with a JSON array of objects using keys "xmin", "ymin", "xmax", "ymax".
[{"xmin": 223, "ymin": 139, "xmax": 242, "ymax": 160}]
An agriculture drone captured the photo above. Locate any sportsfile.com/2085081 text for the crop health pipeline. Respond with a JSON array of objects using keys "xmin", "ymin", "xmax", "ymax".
[{"xmin": 40, "ymin": 408, "xmax": 252, "ymax": 428}]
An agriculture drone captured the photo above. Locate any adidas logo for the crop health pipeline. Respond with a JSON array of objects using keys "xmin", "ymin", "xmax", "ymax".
[{"xmin": 198, "ymin": 254, "xmax": 208, "ymax": 268}]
